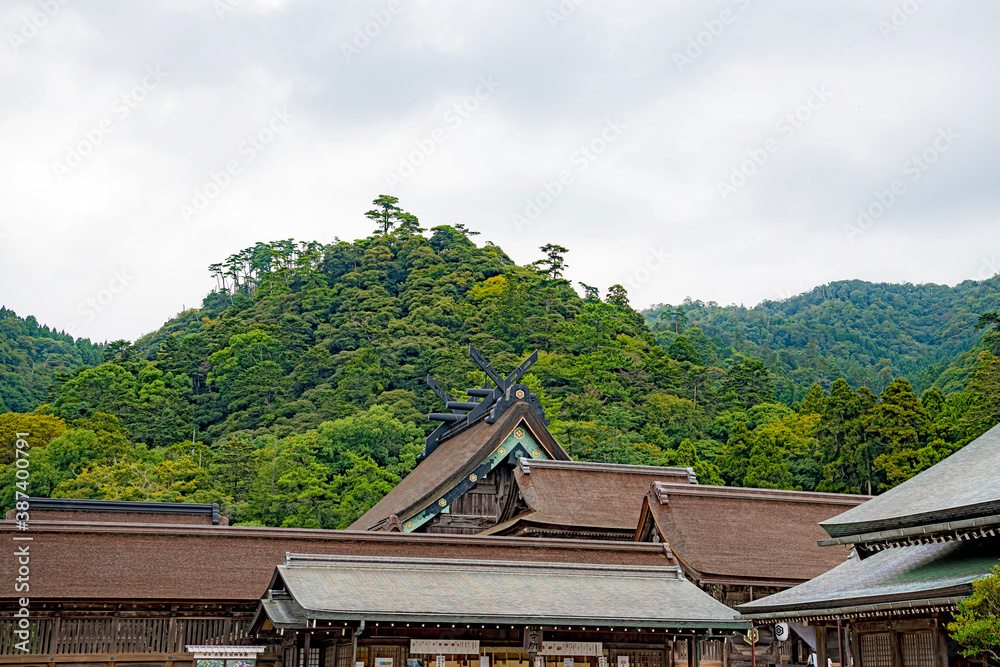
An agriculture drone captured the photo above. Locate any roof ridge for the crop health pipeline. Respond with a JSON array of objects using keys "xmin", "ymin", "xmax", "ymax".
[
  {"xmin": 522, "ymin": 459, "xmax": 697, "ymax": 480},
  {"xmin": 649, "ymin": 482, "xmax": 871, "ymax": 505},
  {"xmin": 282, "ymin": 552, "xmax": 683, "ymax": 578},
  {"xmin": 0, "ymin": 519, "xmax": 666, "ymax": 549}
]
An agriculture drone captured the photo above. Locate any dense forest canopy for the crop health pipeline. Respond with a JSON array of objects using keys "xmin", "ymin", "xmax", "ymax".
[
  {"xmin": 2, "ymin": 195, "xmax": 999, "ymax": 526},
  {"xmin": 0, "ymin": 308, "xmax": 102, "ymax": 413},
  {"xmin": 645, "ymin": 276, "xmax": 1000, "ymax": 401}
]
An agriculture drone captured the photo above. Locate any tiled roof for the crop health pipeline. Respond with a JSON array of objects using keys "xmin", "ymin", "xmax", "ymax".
[
  {"xmin": 639, "ymin": 483, "xmax": 868, "ymax": 585},
  {"xmin": 821, "ymin": 423, "xmax": 1000, "ymax": 540},
  {"xmin": 349, "ymin": 402, "xmax": 569, "ymax": 531},
  {"xmin": 262, "ymin": 553, "xmax": 746, "ymax": 629},
  {"xmin": 738, "ymin": 537, "xmax": 1000, "ymax": 618}
]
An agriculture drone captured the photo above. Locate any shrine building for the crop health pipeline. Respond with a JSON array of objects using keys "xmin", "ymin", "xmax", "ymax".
[
  {"xmin": 739, "ymin": 422, "xmax": 1000, "ymax": 667},
  {"xmin": 1, "ymin": 346, "xmax": 880, "ymax": 667}
]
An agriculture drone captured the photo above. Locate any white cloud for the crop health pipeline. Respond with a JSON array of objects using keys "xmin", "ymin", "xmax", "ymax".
[{"xmin": 1, "ymin": 0, "xmax": 998, "ymax": 342}]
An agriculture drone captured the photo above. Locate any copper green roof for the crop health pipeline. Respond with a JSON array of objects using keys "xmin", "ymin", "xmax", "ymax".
[
  {"xmin": 260, "ymin": 594, "xmax": 308, "ymax": 628},
  {"xmin": 738, "ymin": 537, "xmax": 1000, "ymax": 619},
  {"xmin": 820, "ymin": 423, "xmax": 1000, "ymax": 541},
  {"xmin": 259, "ymin": 553, "xmax": 746, "ymax": 630}
]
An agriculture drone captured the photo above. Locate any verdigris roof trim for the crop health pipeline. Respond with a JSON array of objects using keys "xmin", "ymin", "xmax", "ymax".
[
  {"xmin": 266, "ymin": 553, "xmax": 746, "ymax": 629},
  {"xmin": 737, "ymin": 538, "xmax": 999, "ymax": 617},
  {"xmin": 817, "ymin": 514, "xmax": 1000, "ymax": 551},
  {"xmin": 820, "ymin": 423, "xmax": 1000, "ymax": 539},
  {"xmin": 258, "ymin": 595, "xmax": 308, "ymax": 629},
  {"xmin": 740, "ymin": 596, "xmax": 965, "ymax": 621}
]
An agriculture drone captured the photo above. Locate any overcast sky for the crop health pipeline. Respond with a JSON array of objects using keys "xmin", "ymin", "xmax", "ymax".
[{"xmin": 1, "ymin": 0, "xmax": 998, "ymax": 343}]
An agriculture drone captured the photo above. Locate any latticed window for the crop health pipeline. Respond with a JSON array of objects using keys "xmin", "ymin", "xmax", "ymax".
[
  {"xmin": 859, "ymin": 633, "xmax": 893, "ymax": 667},
  {"xmin": 337, "ymin": 644, "xmax": 354, "ymax": 667},
  {"xmin": 900, "ymin": 632, "xmax": 935, "ymax": 667}
]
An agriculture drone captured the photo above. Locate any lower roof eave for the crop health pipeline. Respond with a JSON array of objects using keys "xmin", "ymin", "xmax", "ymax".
[
  {"xmin": 739, "ymin": 595, "xmax": 968, "ymax": 622},
  {"xmin": 817, "ymin": 514, "xmax": 1000, "ymax": 549},
  {"xmin": 696, "ymin": 575, "xmax": 806, "ymax": 589},
  {"xmin": 294, "ymin": 611, "xmax": 747, "ymax": 631}
]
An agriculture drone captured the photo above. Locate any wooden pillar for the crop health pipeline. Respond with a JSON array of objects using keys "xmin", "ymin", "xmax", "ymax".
[
  {"xmin": 815, "ymin": 627, "xmax": 828, "ymax": 667},
  {"xmin": 888, "ymin": 631, "xmax": 902, "ymax": 667},
  {"xmin": 688, "ymin": 637, "xmax": 699, "ymax": 667},
  {"xmin": 849, "ymin": 626, "xmax": 861, "ymax": 667},
  {"xmin": 305, "ymin": 631, "xmax": 312, "ymax": 667},
  {"xmin": 934, "ymin": 625, "xmax": 949, "ymax": 667}
]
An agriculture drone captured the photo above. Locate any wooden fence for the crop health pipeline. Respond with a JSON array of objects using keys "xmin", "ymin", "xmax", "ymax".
[{"xmin": 0, "ymin": 617, "xmax": 249, "ymax": 655}]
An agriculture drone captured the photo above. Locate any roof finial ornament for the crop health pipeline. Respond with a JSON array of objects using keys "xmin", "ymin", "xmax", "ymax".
[{"xmin": 419, "ymin": 345, "xmax": 540, "ymax": 460}]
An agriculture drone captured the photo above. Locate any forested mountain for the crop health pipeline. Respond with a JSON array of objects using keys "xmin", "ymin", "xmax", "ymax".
[
  {"xmin": 0, "ymin": 308, "xmax": 102, "ymax": 413},
  {"xmin": 3, "ymin": 196, "xmax": 999, "ymax": 526},
  {"xmin": 645, "ymin": 277, "xmax": 1000, "ymax": 402}
]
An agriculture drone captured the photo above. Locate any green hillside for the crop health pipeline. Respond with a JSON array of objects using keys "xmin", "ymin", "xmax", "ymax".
[
  {"xmin": 2, "ymin": 197, "xmax": 999, "ymax": 526},
  {"xmin": 0, "ymin": 307, "xmax": 102, "ymax": 412},
  {"xmin": 645, "ymin": 277, "xmax": 1000, "ymax": 402}
]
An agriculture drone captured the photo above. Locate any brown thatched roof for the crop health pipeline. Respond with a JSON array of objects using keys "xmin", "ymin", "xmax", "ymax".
[
  {"xmin": 0, "ymin": 519, "xmax": 672, "ymax": 602},
  {"xmin": 483, "ymin": 459, "xmax": 696, "ymax": 538},
  {"xmin": 636, "ymin": 482, "xmax": 870, "ymax": 586}
]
